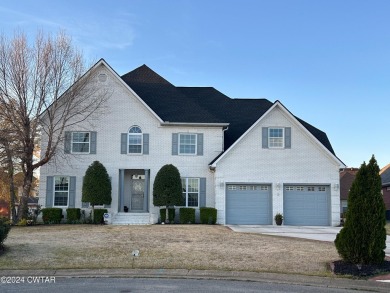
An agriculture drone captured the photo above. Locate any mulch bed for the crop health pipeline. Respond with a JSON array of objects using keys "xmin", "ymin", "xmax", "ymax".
[{"xmin": 330, "ymin": 259, "xmax": 390, "ymax": 278}]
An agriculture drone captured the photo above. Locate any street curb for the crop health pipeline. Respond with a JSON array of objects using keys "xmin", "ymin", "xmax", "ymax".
[{"xmin": 1, "ymin": 269, "xmax": 390, "ymax": 291}]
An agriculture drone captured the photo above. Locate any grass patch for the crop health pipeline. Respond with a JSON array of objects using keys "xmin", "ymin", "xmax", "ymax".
[{"xmin": 0, "ymin": 225, "xmax": 339, "ymax": 276}]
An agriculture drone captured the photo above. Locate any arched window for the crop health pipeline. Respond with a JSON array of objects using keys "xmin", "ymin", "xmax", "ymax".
[{"xmin": 128, "ymin": 126, "xmax": 142, "ymax": 154}]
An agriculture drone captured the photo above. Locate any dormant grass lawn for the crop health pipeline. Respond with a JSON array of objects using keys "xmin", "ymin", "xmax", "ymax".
[{"xmin": 0, "ymin": 225, "xmax": 339, "ymax": 276}]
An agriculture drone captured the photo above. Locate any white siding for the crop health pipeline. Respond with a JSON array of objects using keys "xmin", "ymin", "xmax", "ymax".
[
  {"xmin": 214, "ymin": 106, "xmax": 341, "ymax": 226},
  {"xmin": 39, "ymin": 64, "xmax": 223, "ymax": 223}
]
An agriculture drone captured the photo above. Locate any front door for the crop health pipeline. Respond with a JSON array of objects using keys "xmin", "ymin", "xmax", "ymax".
[{"xmin": 130, "ymin": 179, "xmax": 145, "ymax": 211}]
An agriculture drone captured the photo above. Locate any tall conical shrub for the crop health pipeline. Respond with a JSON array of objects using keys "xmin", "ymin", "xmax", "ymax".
[{"xmin": 335, "ymin": 155, "xmax": 386, "ymax": 264}]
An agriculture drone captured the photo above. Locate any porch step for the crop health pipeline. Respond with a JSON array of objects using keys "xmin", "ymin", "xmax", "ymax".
[{"xmin": 111, "ymin": 212, "xmax": 150, "ymax": 225}]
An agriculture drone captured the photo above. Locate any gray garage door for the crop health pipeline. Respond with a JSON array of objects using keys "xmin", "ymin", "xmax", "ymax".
[
  {"xmin": 284, "ymin": 185, "xmax": 330, "ymax": 226},
  {"xmin": 226, "ymin": 184, "xmax": 272, "ymax": 225}
]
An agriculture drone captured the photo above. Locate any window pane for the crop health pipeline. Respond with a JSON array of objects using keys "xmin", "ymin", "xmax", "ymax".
[
  {"xmin": 188, "ymin": 193, "xmax": 198, "ymax": 207},
  {"xmin": 72, "ymin": 132, "xmax": 90, "ymax": 153},
  {"xmin": 129, "ymin": 135, "xmax": 142, "ymax": 144},
  {"xmin": 128, "ymin": 145, "xmax": 142, "ymax": 153},
  {"xmin": 129, "ymin": 126, "xmax": 142, "ymax": 133}
]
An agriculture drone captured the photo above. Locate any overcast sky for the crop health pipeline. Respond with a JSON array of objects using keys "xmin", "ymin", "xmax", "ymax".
[{"xmin": 1, "ymin": 0, "xmax": 389, "ymax": 168}]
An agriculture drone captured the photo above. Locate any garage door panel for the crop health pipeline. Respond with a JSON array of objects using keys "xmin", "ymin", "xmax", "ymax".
[
  {"xmin": 226, "ymin": 185, "xmax": 271, "ymax": 225},
  {"xmin": 284, "ymin": 185, "xmax": 330, "ymax": 226}
]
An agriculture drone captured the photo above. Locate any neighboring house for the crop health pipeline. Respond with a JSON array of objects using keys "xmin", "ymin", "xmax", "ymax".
[
  {"xmin": 339, "ymin": 167, "xmax": 359, "ymax": 215},
  {"xmin": 38, "ymin": 59, "xmax": 345, "ymax": 226},
  {"xmin": 380, "ymin": 164, "xmax": 390, "ymax": 220}
]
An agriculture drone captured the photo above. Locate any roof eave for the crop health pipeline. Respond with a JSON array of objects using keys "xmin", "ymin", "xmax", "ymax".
[{"xmin": 161, "ymin": 122, "xmax": 229, "ymax": 127}]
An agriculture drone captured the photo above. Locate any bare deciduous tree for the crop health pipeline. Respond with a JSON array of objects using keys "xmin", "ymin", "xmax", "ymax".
[{"xmin": 0, "ymin": 31, "xmax": 109, "ymax": 222}]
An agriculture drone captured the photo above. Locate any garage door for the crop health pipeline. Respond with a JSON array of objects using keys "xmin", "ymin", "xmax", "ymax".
[
  {"xmin": 226, "ymin": 184, "xmax": 272, "ymax": 225},
  {"xmin": 284, "ymin": 185, "xmax": 330, "ymax": 226}
]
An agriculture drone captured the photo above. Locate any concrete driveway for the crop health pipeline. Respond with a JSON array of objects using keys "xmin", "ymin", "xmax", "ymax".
[{"xmin": 228, "ymin": 225, "xmax": 390, "ymax": 256}]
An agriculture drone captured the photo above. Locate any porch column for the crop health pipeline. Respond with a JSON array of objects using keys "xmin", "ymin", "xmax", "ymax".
[
  {"xmin": 119, "ymin": 169, "xmax": 125, "ymax": 212},
  {"xmin": 144, "ymin": 169, "xmax": 150, "ymax": 212}
]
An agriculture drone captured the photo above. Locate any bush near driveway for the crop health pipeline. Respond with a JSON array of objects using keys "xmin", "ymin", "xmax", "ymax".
[
  {"xmin": 66, "ymin": 208, "xmax": 81, "ymax": 223},
  {"xmin": 200, "ymin": 207, "xmax": 217, "ymax": 224},
  {"xmin": 93, "ymin": 209, "xmax": 108, "ymax": 224}
]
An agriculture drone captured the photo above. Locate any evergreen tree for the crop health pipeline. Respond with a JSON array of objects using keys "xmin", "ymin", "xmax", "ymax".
[
  {"xmin": 153, "ymin": 164, "xmax": 182, "ymax": 223},
  {"xmin": 335, "ymin": 155, "xmax": 386, "ymax": 264},
  {"xmin": 82, "ymin": 161, "xmax": 111, "ymax": 222}
]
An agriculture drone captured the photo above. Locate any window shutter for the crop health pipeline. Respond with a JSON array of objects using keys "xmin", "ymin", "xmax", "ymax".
[
  {"xmin": 197, "ymin": 133, "xmax": 204, "ymax": 156},
  {"xmin": 262, "ymin": 127, "xmax": 268, "ymax": 148},
  {"xmin": 46, "ymin": 176, "xmax": 54, "ymax": 207},
  {"xmin": 68, "ymin": 176, "xmax": 76, "ymax": 208},
  {"xmin": 143, "ymin": 133, "xmax": 149, "ymax": 155},
  {"xmin": 285, "ymin": 127, "xmax": 291, "ymax": 149},
  {"xmin": 120, "ymin": 133, "xmax": 127, "ymax": 154},
  {"xmin": 90, "ymin": 131, "xmax": 97, "ymax": 154},
  {"xmin": 64, "ymin": 132, "xmax": 71, "ymax": 154},
  {"xmin": 172, "ymin": 133, "xmax": 178, "ymax": 155},
  {"xmin": 199, "ymin": 178, "xmax": 206, "ymax": 207}
]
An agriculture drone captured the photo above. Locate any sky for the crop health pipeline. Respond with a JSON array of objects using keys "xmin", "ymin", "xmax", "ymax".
[{"xmin": 0, "ymin": 0, "xmax": 389, "ymax": 169}]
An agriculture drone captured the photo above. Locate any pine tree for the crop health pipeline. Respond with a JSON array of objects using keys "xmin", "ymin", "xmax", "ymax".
[
  {"xmin": 153, "ymin": 164, "xmax": 182, "ymax": 223},
  {"xmin": 82, "ymin": 161, "xmax": 111, "ymax": 222},
  {"xmin": 335, "ymin": 155, "xmax": 386, "ymax": 264}
]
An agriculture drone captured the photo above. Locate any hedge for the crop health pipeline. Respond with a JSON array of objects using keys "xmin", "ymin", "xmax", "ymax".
[
  {"xmin": 179, "ymin": 208, "xmax": 195, "ymax": 224},
  {"xmin": 160, "ymin": 208, "xmax": 175, "ymax": 223},
  {"xmin": 42, "ymin": 208, "xmax": 63, "ymax": 224},
  {"xmin": 200, "ymin": 207, "xmax": 217, "ymax": 224},
  {"xmin": 0, "ymin": 218, "xmax": 11, "ymax": 249},
  {"xmin": 93, "ymin": 208, "xmax": 108, "ymax": 224},
  {"xmin": 66, "ymin": 208, "xmax": 81, "ymax": 223}
]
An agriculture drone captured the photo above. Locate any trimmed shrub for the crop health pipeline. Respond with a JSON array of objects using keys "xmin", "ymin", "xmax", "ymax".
[
  {"xmin": 66, "ymin": 208, "xmax": 81, "ymax": 224},
  {"xmin": 335, "ymin": 155, "xmax": 386, "ymax": 264},
  {"xmin": 93, "ymin": 208, "xmax": 108, "ymax": 224},
  {"xmin": 153, "ymin": 164, "xmax": 182, "ymax": 223},
  {"xmin": 0, "ymin": 218, "xmax": 11, "ymax": 249},
  {"xmin": 200, "ymin": 207, "xmax": 217, "ymax": 224},
  {"xmin": 42, "ymin": 208, "xmax": 63, "ymax": 224},
  {"xmin": 160, "ymin": 208, "xmax": 175, "ymax": 223},
  {"xmin": 179, "ymin": 208, "xmax": 195, "ymax": 224}
]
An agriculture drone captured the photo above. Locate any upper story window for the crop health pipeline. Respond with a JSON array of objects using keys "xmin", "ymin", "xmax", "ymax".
[
  {"xmin": 269, "ymin": 128, "xmax": 284, "ymax": 148},
  {"xmin": 181, "ymin": 178, "xmax": 199, "ymax": 207},
  {"xmin": 72, "ymin": 132, "xmax": 90, "ymax": 153},
  {"xmin": 128, "ymin": 126, "xmax": 142, "ymax": 154},
  {"xmin": 54, "ymin": 176, "xmax": 69, "ymax": 207},
  {"xmin": 179, "ymin": 133, "xmax": 197, "ymax": 155}
]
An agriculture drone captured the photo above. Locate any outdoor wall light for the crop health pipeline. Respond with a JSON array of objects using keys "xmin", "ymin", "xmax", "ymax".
[
  {"xmin": 276, "ymin": 182, "xmax": 281, "ymax": 190},
  {"xmin": 220, "ymin": 181, "xmax": 224, "ymax": 188},
  {"xmin": 334, "ymin": 183, "xmax": 339, "ymax": 191}
]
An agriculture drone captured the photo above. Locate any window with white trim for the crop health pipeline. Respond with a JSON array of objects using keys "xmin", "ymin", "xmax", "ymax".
[
  {"xmin": 128, "ymin": 126, "xmax": 142, "ymax": 154},
  {"xmin": 72, "ymin": 132, "xmax": 90, "ymax": 153},
  {"xmin": 308, "ymin": 186, "xmax": 315, "ymax": 192},
  {"xmin": 296, "ymin": 186, "xmax": 304, "ymax": 191},
  {"xmin": 269, "ymin": 128, "xmax": 284, "ymax": 148},
  {"xmin": 181, "ymin": 178, "xmax": 199, "ymax": 207},
  {"xmin": 54, "ymin": 176, "xmax": 69, "ymax": 207},
  {"xmin": 285, "ymin": 186, "xmax": 294, "ymax": 191},
  {"xmin": 179, "ymin": 133, "xmax": 197, "ymax": 155},
  {"xmin": 319, "ymin": 186, "xmax": 326, "ymax": 192}
]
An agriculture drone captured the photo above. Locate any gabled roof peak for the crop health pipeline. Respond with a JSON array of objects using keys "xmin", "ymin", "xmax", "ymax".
[{"xmin": 121, "ymin": 64, "xmax": 172, "ymax": 85}]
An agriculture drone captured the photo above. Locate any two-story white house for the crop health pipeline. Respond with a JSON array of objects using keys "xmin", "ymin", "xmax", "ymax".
[{"xmin": 38, "ymin": 59, "xmax": 345, "ymax": 226}]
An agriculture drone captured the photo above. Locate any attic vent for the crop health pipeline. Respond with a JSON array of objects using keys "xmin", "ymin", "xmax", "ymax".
[{"xmin": 98, "ymin": 73, "xmax": 107, "ymax": 82}]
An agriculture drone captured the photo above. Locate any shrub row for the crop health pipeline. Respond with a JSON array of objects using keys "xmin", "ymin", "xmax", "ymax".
[
  {"xmin": 41, "ymin": 208, "xmax": 107, "ymax": 224},
  {"xmin": 159, "ymin": 207, "xmax": 217, "ymax": 224}
]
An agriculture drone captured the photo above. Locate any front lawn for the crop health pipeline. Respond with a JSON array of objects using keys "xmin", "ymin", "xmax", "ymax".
[{"xmin": 0, "ymin": 225, "xmax": 339, "ymax": 276}]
